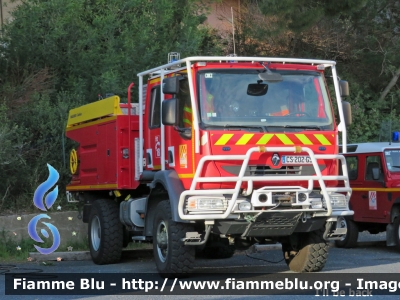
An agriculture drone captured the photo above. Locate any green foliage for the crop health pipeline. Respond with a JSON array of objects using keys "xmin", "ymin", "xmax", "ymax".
[
  {"xmin": 0, "ymin": 0, "xmax": 220, "ymax": 101},
  {"xmin": 1, "ymin": 0, "xmax": 400, "ymax": 209},
  {"xmin": 347, "ymin": 85, "xmax": 383, "ymax": 143},
  {"xmin": 0, "ymin": 0, "xmax": 221, "ymax": 209},
  {"xmin": 0, "ymin": 229, "xmax": 89, "ymax": 262},
  {"xmin": 0, "ymin": 86, "xmax": 85, "ymax": 212}
]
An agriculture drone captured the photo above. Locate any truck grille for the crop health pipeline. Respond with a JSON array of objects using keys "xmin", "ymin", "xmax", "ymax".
[{"xmin": 221, "ymin": 165, "xmax": 326, "ymax": 176}]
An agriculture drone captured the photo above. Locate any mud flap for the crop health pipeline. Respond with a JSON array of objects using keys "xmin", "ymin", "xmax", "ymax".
[{"xmin": 242, "ymin": 212, "xmax": 302, "ymax": 237}]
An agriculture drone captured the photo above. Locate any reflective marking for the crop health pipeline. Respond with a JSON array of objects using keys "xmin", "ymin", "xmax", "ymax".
[
  {"xmin": 295, "ymin": 134, "xmax": 313, "ymax": 145},
  {"xmin": 256, "ymin": 134, "xmax": 274, "ymax": 145},
  {"xmin": 201, "ymin": 133, "xmax": 208, "ymax": 146},
  {"xmin": 236, "ymin": 134, "xmax": 254, "ymax": 145},
  {"xmin": 276, "ymin": 134, "xmax": 294, "ymax": 145},
  {"xmin": 314, "ymin": 134, "xmax": 331, "ymax": 145},
  {"xmin": 215, "ymin": 134, "xmax": 234, "ymax": 145}
]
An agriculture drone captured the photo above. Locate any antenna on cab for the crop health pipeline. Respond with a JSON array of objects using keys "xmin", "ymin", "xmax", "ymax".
[{"xmin": 231, "ymin": 7, "xmax": 236, "ymax": 56}]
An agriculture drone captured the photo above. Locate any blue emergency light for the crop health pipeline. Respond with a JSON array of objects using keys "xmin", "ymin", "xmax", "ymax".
[{"xmin": 392, "ymin": 131, "xmax": 400, "ymax": 142}]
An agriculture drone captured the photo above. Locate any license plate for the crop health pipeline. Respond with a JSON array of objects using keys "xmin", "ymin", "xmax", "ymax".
[{"xmin": 282, "ymin": 156, "xmax": 312, "ymax": 164}]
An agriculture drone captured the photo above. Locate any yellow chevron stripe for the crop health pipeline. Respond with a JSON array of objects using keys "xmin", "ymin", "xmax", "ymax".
[
  {"xmin": 236, "ymin": 134, "xmax": 254, "ymax": 145},
  {"xmin": 256, "ymin": 134, "xmax": 274, "ymax": 145},
  {"xmin": 314, "ymin": 134, "xmax": 331, "ymax": 145},
  {"xmin": 295, "ymin": 134, "xmax": 313, "ymax": 145},
  {"xmin": 215, "ymin": 134, "xmax": 234, "ymax": 145},
  {"xmin": 276, "ymin": 134, "xmax": 294, "ymax": 145}
]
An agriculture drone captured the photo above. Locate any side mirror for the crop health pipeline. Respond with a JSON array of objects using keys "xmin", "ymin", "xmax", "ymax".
[
  {"xmin": 247, "ymin": 83, "xmax": 268, "ymax": 96},
  {"xmin": 372, "ymin": 167, "xmax": 380, "ymax": 181},
  {"xmin": 162, "ymin": 98, "xmax": 177, "ymax": 125},
  {"xmin": 342, "ymin": 101, "xmax": 352, "ymax": 126},
  {"xmin": 163, "ymin": 77, "xmax": 180, "ymax": 94},
  {"xmin": 258, "ymin": 72, "xmax": 283, "ymax": 83},
  {"xmin": 339, "ymin": 80, "xmax": 349, "ymax": 98}
]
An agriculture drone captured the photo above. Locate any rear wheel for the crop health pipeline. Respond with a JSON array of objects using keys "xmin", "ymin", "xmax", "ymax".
[
  {"xmin": 153, "ymin": 201, "xmax": 195, "ymax": 277},
  {"xmin": 88, "ymin": 199, "xmax": 123, "ymax": 264},
  {"xmin": 282, "ymin": 229, "xmax": 328, "ymax": 272},
  {"xmin": 335, "ymin": 216, "xmax": 359, "ymax": 248}
]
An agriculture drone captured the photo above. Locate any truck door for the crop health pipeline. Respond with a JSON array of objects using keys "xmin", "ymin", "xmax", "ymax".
[
  {"xmin": 164, "ymin": 78, "xmax": 195, "ymax": 181},
  {"xmin": 357, "ymin": 155, "xmax": 386, "ymax": 220},
  {"xmin": 145, "ymin": 85, "xmax": 162, "ymax": 170},
  {"xmin": 345, "ymin": 156, "xmax": 363, "ymax": 220}
]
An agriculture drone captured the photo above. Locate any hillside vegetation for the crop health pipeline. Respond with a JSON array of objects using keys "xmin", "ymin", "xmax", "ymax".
[{"xmin": 0, "ymin": 0, "xmax": 399, "ymax": 209}]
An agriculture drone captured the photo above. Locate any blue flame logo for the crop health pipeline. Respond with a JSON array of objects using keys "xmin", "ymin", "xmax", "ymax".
[{"xmin": 28, "ymin": 164, "xmax": 61, "ymax": 254}]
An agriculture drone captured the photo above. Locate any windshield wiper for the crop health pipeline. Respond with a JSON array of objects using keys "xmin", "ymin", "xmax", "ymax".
[
  {"xmin": 223, "ymin": 125, "xmax": 266, "ymax": 132},
  {"xmin": 201, "ymin": 124, "xmax": 266, "ymax": 132},
  {"xmin": 284, "ymin": 125, "xmax": 321, "ymax": 130}
]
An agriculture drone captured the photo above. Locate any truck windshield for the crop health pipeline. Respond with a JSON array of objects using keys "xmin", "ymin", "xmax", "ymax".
[
  {"xmin": 384, "ymin": 149, "xmax": 400, "ymax": 172},
  {"xmin": 197, "ymin": 69, "xmax": 334, "ymax": 131}
]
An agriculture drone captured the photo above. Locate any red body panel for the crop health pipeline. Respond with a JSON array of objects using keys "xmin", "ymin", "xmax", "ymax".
[
  {"xmin": 346, "ymin": 151, "xmax": 400, "ymax": 224},
  {"xmin": 66, "ymin": 116, "xmax": 140, "ymax": 190}
]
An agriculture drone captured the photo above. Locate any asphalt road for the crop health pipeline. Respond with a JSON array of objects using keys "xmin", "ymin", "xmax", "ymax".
[{"xmin": 1, "ymin": 232, "xmax": 399, "ymax": 300}]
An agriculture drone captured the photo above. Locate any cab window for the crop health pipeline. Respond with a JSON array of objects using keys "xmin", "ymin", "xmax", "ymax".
[
  {"xmin": 345, "ymin": 156, "xmax": 358, "ymax": 180},
  {"xmin": 365, "ymin": 156, "xmax": 383, "ymax": 181},
  {"xmin": 384, "ymin": 149, "xmax": 400, "ymax": 172},
  {"xmin": 149, "ymin": 85, "xmax": 161, "ymax": 129},
  {"xmin": 177, "ymin": 79, "xmax": 191, "ymax": 128}
]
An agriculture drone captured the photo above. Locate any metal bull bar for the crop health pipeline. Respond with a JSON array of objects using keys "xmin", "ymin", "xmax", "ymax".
[{"xmin": 177, "ymin": 146, "xmax": 352, "ymax": 220}]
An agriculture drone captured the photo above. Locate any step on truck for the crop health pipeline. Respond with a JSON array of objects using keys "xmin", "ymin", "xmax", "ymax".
[
  {"xmin": 66, "ymin": 54, "xmax": 353, "ymax": 276},
  {"xmin": 336, "ymin": 142, "xmax": 400, "ymax": 250}
]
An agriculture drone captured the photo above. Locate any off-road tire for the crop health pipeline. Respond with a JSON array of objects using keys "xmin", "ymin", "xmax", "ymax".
[
  {"xmin": 88, "ymin": 199, "xmax": 123, "ymax": 264},
  {"xmin": 153, "ymin": 200, "xmax": 195, "ymax": 277},
  {"xmin": 393, "ymin": 217, "xmax": 400, "ymax": 252},
  {"xmin": 282, "ymin": 228, "xmax": 329, "ymax": 272},
  {"xmin": 202, "ymin": 240, "xmax": 235, "ymax": 259},
  {"xmin": 335, "ymin": 216, "xmax": 359, "ymax": 248}
]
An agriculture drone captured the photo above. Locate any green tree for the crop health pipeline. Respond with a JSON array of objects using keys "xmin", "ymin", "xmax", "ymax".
[
  {"xmin": 0, "ymin": 0, "xmax": 221, "ymax": 209},
  {"xmin": 0, "ymin": 0, "xmax": 219, "ymax": 100}
]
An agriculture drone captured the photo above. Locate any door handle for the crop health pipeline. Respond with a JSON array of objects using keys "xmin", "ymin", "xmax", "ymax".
[{"xmin": 362, "ymin": 195, "xmax": 367, "ymax": 199}]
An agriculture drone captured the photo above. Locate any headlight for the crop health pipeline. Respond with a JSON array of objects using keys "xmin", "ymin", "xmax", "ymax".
[
  {"xmin": 238, "ymin": 201, "xmax": 252, "ymax": 211},
  {"xmin": 329, "ymin": 193, "xmax": 347, "ymax": 209},
  {"xmin": 310, "ymin": 199, "xmax": 323, "ymax": 209},
  {"xmin": 186, "ymin": 197, "xmax": 227, "ymax": 211}
]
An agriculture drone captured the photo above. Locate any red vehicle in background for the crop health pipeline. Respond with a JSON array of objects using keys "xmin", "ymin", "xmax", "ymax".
[
  {"xmin": 336, "ymin": 142, "xmax": 400, "ymax": 250},
  {"xmin": 66, "ymin": 54, "xmax": 353, "ymax": 276}
]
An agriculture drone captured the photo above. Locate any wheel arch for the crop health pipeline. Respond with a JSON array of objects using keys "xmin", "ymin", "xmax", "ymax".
[
  {"xmin": 144, "ymin": 170, "xmax": 187, "ymax": 236},
  {"xmin": 390, "ymin": 201, "xmax": 400, "ymax": 223},
  {"xmin": 80, "ymin": 191, "xmax": 113, "ymax": 223}
]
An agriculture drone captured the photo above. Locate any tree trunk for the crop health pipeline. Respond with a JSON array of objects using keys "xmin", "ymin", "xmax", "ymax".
[{"xmin": 379, "ymin": 66, "xmax": 400, "ymax": 102}]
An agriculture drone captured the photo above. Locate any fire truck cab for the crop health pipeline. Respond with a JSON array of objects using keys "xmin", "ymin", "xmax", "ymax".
[
  {"xmin": 66, "ymin": 55, "xmax": 353, "ymax": 276},
  {"xmin": 336, "ymin": 142, "xmax": 400, "ymax": 250}
]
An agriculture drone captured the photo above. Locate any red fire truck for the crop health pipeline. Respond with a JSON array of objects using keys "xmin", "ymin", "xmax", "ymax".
[
  {"xmin": 335, "ymin": 142, "xmax": 400, "ymax": 250},
  {"xmin": 66, "ymin": 55, "xmax": 353, "ymax": 276}
]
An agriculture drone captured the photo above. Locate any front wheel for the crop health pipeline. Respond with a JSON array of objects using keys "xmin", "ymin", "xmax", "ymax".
[
  {"xmin": 88, "ymin": 199, "xmax": 123, "ymax": 264},
  {"xmin": 393, "ymin": 217, "xmax": 400, "ymax": 252},
  {"xmin": 282, "ymin": 229, "xmax": 328, "ymax": 272},
  {"xmin": 335, "ymin": 216, "xmax": 359, "ymax": 248},
  {"xmin": 153, "ymin": 201, "xmax": 195, "ymax": 277}
]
